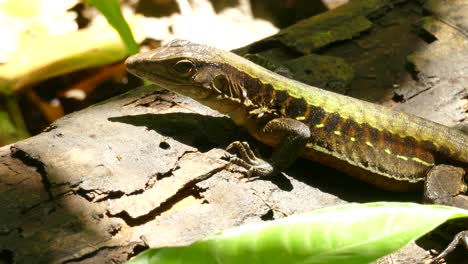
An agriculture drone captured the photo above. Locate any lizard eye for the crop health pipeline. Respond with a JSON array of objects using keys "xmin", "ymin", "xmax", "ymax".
[{"xmin": 173, "ymin": 59, "xmax": 195, "ymax": 76}]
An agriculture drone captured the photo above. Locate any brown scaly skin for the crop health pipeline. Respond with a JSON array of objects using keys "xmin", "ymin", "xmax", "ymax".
[{"xmin": 126, "ymin": 39, "xmax": 468, "ymax": 261}]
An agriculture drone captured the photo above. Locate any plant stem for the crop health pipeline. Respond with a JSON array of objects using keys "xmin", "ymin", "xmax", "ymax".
[{"xmin": 5, "ymin": 95, "xmax": 29, "ymax": 139}]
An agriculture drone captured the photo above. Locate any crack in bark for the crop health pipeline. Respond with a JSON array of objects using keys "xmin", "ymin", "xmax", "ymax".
[
  {"xmin": 2, "ymin": 160, "xmax": 20, "ymax": 176},
  {"xmin": 155, "ymin": 168, "xmax": 176, "ymax": 181},
  {"xmin": 20, "ymin": 201, "xmax": 46, "ymax": 215},
  {"xmin": 10, "ymin": 146, "xmax": 53, "ymax": 201},
  {"xmin": 144, "ymin": 174, "xmax": 158, "ymax": 189},
  {"xmin": 74, "ymin": 169, "xmax": 176, "ymax": 202},
  {"xmin": 17, "ymin": 187, "xmax": 74, "ymax": 216},
  {"xmin": 107, "ymin": 185, "xmax": 206, "ymax": 227},
  {"xmin": 42, "ymin": 124, "xmax": 58, "ymax": 132},
  {"xmin": 108, "ymin": 223, "xmax": 122, "ymax": 237},
  {"xmin": 62, "ymin": 242, "xmax": 143, "ymax": 263},
  {"xmin": 78, "ymin": 150, "xmax": 202, "ymax": 204},
  {"xmin": 122, "ymin": 90, "xmax": 170, "ymax": 107},
  {"xmin": 74, "ymin": 168, "xmax": 177, "ymax": 203},
  {"xmin": 73, "ymin": 154, "xmax": 188, "ymax": 203},
  {"xmin": 129, "ymin": 241, "xmax": 150, "ymax": 259},
  {"xmin": 106, "ymin": 166, "xmax": 225, "ymax": 227},
  {"xmin": 76, "ymin": 188, "xmax": 125, "ymax": 202},
  {"xmin": 403, "ymin": 86, "xmax": 433, "ymax": 101},
  {"xmin": 73, "ymin": 169, "xmax": 173, "ymax": 203},
  {"xmin": 0, "ymin": 176, "xmax": 28, "ymax": 187},
  {"xmin": 432, "ymin": 15, "xmax": 468, "ymax": 40},
  {"xmin": 122, "ymin": 90, "xmax": 160, "ymax": 106},
  {"xmin": 399, "ymin": 63, "xmax": 441, "ymax": 102}
]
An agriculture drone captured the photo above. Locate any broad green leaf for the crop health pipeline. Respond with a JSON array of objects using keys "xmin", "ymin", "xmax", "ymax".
[
  {"xmin": 0, "ymin": 17, "xmax": 145, "ymax": 94},
  {"xmin": 86, "ymin": 0, "xmax": 139, "ymax": 54},
  {"xmin": 128, "ymin": 202, "xmax": 468, "ymax": 264}
]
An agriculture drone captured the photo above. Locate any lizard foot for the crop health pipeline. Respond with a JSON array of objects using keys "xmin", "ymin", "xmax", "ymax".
[
  {"xmin": 431, "ymin": 230, "xmax": 468, "ymax": 263},
  {"xmin": 226, "ymin": 141, "xmax": 274, "ymax": 177}
]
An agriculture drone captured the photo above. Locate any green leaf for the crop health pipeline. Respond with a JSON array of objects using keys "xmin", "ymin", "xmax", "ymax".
[
  {"xmin": 128, "ymin": 202, "xmax": 468, "ymax": 264},
  {"xmin": 0, "ymin": 95, "xmax": 28, "ymax": 145},
  {"xmin": 0, "ymin": 110, "xmax": 19, "ymax": 145},
  {"xmin": 86, "ymin": 0, "xmax": 140, "ymax": 55},
  {"xmin": 0, "ymin": 0, "xmax": 144, "ymax": 94},
  {"xmin": 0, "ymin": 18, "xmax": 144, "ymax": 94}
]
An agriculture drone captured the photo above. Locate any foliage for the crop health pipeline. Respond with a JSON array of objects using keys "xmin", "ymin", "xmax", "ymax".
[
  {"xmin": 0, "ymin": 110, "xmax": 19, "ymax": 145},
  {"xmin": 85, "ymin": 0, "xmax": 139, "ymax": 54},
  {"xmin": 128, "ymin": 202, "xmax": 468, "ymax": 264},
  {"xmin": 0, "ymin": 0, "xmax": 143, "ymax": 145}
]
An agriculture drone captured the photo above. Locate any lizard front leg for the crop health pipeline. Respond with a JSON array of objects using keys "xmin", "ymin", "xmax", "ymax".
[
  {"xmin": 423, "ymin": 164, "xmax": 468, "ymax": 262},
  {"xmin": 227, "ymin": 117, "xmax": 311, "ymax": 177}
]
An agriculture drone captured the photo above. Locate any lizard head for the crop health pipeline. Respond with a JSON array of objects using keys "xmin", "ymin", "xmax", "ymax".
[{"xmin": 126, "ymin": 39, "xmax": 232, "ymax": 100}]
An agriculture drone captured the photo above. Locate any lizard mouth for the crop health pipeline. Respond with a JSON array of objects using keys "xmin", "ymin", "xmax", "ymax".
[
  {"xmin": 126, "ymin": 58, "xmax": 212, "ymax": 99},
  {"xmin": 126, "ymin": 50, "xmax": 218, "ymax": 99}
]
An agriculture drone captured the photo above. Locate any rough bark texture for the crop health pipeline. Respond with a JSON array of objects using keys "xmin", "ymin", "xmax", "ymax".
[{"xmin": 1, "ymin": 0, "xmax": 468, "ymax": 263}]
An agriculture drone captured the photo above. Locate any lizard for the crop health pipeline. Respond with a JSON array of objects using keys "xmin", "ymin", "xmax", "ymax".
[{"xmin": 125, "ymin": 39, "xmax": 468, "ymax": 262}]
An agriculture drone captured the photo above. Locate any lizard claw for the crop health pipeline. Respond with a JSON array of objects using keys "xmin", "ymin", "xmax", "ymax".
[
  {"xmin": 226, "ymin": 141, "xmax": 275, "ymax": 177},
  {"xmin": 430, "ymin": 230, "xmax": 468, "ymax": 264}
]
